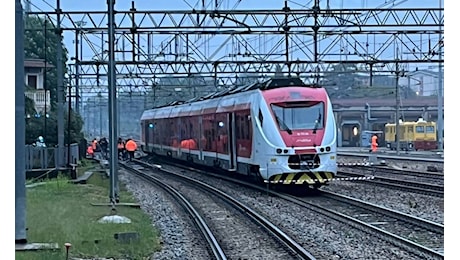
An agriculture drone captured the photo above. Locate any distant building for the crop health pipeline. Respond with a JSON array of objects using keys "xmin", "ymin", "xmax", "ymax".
[
  {"xmin": 400, "ymin": 69, "xmax": 443, "ymax": 97},
  {"xmin": 24, "ymin": 58, "xmax": 53, "ymax": 114},
  {"xmin": 353, "ymin": 72, "xmax": 371, "ymax": 86},
  {"xmin": 354, "ymin": 73, "xmax": 396, "ymax": 88}
]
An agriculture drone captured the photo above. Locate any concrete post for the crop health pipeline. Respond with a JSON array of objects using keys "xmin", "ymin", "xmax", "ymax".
[{"xmin": 15, "ymin": 0, "xmax": 27, "ymax": 243}]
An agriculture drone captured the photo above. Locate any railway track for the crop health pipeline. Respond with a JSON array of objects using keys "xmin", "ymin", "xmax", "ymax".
[
  {"xmin": 356, "ymin": 165, "xmax": 444, "ymax": 181},
  {"xmin": 298, "ymin": 191, "xmax": 444, "ymax": 258},
  {"xmin": 121, "ymin": 160, "xmax": 316, "ymax": 260},
  {"xmin": 337, "ymin": 168, "xmax": 444, "ymax": 197},
  {"xmin": 135, "ymin": 155, "xmax": 444, "ymax": 259}
]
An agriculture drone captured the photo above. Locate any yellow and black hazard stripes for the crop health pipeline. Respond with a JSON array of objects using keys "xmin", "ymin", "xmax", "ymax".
[{"xmin": 266, "ymin": 171, "xmax": 335, "ymax": 185}]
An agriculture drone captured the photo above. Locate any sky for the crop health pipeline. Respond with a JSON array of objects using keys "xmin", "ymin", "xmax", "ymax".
[
  {"xmin": 21, "ymin": 0, "xmax": 445, "ymax": 100},
  {"xmin": 24, "ymin": 0, "xmax": 443, "ymax": 67},
  {"xmin": 6, "ymin": 0, "xmax": 453, "ymax": 259}
]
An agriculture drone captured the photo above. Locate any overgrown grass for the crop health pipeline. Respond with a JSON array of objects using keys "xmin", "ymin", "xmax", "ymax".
[
  {"xmin": 16, "ymin": 170, "xmax": 162, "ymax": 260},
  {"xmin": 78, "ymin": 158, "xmax": 98, "ymax": 176}
]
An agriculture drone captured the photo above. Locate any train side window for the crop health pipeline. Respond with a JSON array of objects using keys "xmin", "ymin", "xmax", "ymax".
[
  {"xmin": 258, "ymin": 109, "xmax": 263, "ymax": 125},
  {"xmin": 181, "ymin": 118, "xmax": 187, "ymax": 140},
  {"xmin": 408, "ymin": 126, "xmax": 414, "ymax": 133},
  {"xmin": 416, "ymin": 126, "xmax": 424, "ymax": 133},
  {"xmin": 426, "ymin": 126, "xmax": 435, "ymax": 133},
  {"xmin": 238, "ymin": 113, "xmax": 244, "ymax": 139},
  {"xmin": 246, "ymin": 113, "xmax": 251, "ymax": 139}
]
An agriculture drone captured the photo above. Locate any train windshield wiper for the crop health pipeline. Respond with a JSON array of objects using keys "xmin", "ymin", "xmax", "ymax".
[
  {"xmin": 276, "ymin": 115, "xmax": 292, "ymax": 135},
  {"xmin": 312, "ymin": 112, "xmax": 322, "ymax": 134}
]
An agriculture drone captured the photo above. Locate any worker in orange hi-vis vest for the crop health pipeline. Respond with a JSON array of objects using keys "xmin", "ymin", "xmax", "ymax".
[
  {"xmin": 125, "ymin": 139, "xmax": 138, "ymax": 162},
  {"xmin": 371, "ymin": 134, "xmax": 378, "ymax": 153},
  {"xmin": 87, "ymin": 145, "xmax": 94, "ymax": 158}
]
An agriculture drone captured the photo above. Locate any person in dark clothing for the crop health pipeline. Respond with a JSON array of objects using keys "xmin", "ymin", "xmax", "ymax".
[{"xmin": 99, "ymin": 137, "xmax": 109, "ymax": 159}]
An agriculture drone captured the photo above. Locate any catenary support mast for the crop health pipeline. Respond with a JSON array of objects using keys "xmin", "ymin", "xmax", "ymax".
[
  {"xmin": 15, "ymin": 0, "xmax": 27, "ymax": 244},
  {"xmin": 108, "ymin": 0, "xmax": 119, "ymax": 204},
  {"xmin": 56, "ymin": 0, "xmax": 65, "ymax": 168}
]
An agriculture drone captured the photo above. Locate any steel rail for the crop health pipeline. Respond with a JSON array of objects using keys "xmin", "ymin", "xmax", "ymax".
[
  {"xmin": 133, "ymin": 159, "xmax": 317, "ymax": 260},
  {"xmin": 120, "ymin": 161, "xmax": 227, "ymax": 260}
]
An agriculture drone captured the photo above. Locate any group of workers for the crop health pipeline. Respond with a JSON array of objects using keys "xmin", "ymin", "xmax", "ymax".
[{"xmin": 87, "ymin": 137, "xmax": 138, "ymax": 161}]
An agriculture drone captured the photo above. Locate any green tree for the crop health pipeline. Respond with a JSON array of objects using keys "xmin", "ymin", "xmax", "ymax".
[
  {"xmin": 25, "ymin": 101, "xmax": 84, "ymax": 146},
  {"xmin": 323, "ymin": 64, "xmax": 358, "ymax": 98},
  {"xmin": 24, "ymin": 15, "xmax": 85, "ymax": 146},
  {"xmin": 24, "ymin": 15, "xmax": 67, "ymax": 109}
]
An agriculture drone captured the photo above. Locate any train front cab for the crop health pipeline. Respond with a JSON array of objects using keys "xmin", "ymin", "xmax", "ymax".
[
  {"xmin": 255, "ymin": 94, "xmax": 337, "ymax": 189},
  {"xmin": 384, "ymin": 120, "xmax": 437, "ymax": 151},
  {"xmin": 413, "ymin": 121, "xmax": 437, "ymax": 150}
]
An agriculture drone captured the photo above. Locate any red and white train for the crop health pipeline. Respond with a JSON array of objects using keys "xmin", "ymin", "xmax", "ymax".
[{"xmin": 139, "ymin": 77, "xmax": 337, "ymax": 189}]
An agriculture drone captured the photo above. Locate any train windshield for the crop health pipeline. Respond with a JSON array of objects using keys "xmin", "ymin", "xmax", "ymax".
[{"xmin": 271, "ymin": 101, "xmax": 324, "ymax": 131}]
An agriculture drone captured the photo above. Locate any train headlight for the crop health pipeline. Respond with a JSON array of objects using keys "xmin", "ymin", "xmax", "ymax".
[
  {"xmin": 320, "ymin": 147, "xmax": 325, "ymax": 152},
  {"xmin": 326, "ymin": 146, "xmax": 331, "ymax": 152},
  {"xmin": 283, "ymin": 149, "xmax": 288, "ymax": 154},
  {"xmin": 276, "ymin": 148, "xmax": 282, "ymax": 154}
]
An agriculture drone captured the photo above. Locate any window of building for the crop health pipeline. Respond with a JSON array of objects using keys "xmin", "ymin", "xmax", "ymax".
[{"xmin": 27, "ymin": 75, "xmax": 38, "ymax": 89}]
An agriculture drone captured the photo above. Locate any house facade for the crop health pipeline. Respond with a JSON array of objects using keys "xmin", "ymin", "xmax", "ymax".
[
  {"xmin": 400, "ymin": 69, "xmax": 444, "ymax": 97},
  {"xmin": 24, "ymin": 58, "xmax": 53, "ymax": 114}
]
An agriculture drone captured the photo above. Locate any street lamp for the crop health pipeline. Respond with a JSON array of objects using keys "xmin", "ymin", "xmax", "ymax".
[{"xmin": 407, "ymin": 76, "xmax": 422, "ymax": 97}]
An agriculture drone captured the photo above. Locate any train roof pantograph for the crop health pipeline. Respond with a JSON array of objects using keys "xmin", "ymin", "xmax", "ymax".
[{"xmin": 155, "ymin": 77, "xmax": 322, "ymax": 109}]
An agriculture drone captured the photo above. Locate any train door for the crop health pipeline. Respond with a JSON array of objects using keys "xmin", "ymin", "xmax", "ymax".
[
  {"xmin": 198, "ymin": 116, "xmax": 203, "ymax": 161},
  {"xmin": 228, "ymin": 112, "xmax": 237, "ymax": 171},
  {"xmin": 177, "ymin": 117, "xmax": 182, "ymax": 157},
  {"xmin": 414, "ymin": 123, "xmax": 425, "ymax": 150},
  {"xmin": 406, "ymin": 124, "xmax": 415, "ymax": 148},
  {"xmin": 384, "ymin": 125, "xmax": 392, "ymax": 148},
  {"xmin": 143, "ymin": 121, "xmax": 151, "ymax": 151}
]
